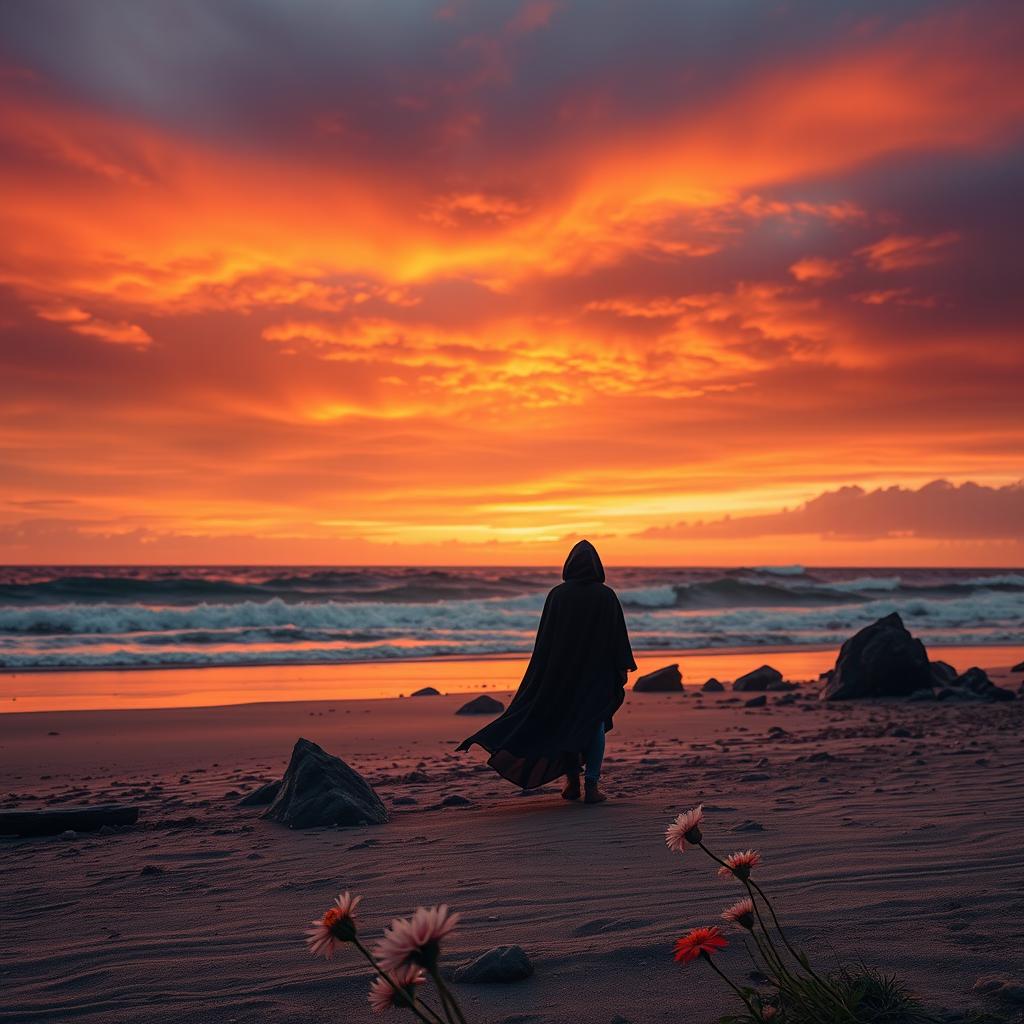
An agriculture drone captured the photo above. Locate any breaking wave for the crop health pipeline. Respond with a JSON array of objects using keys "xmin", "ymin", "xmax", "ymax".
[{"xmin": 0, "ymin": 565, "xmax": 1021, "ymax": 670}]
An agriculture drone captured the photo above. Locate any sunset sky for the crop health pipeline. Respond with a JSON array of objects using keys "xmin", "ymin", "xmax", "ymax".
[{"xmin": 1, "ymin": 1, "xmax": 1022, "ymax": 566}]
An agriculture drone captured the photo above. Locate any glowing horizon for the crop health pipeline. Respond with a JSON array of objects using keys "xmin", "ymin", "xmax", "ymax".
[{"xmin": 1, "ymin": 2, "xmax": 1022, "ymax": 567}]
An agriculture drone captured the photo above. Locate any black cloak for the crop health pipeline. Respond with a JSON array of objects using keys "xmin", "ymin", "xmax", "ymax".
[{"xmin": 456, "ymin": 540, "xmax": 636, "ymax": 789}]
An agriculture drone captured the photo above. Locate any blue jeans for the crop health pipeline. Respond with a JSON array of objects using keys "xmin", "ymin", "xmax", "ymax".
[{"xmin": 583, "ymin": 722, "xmax": 606, "ymax": 782}]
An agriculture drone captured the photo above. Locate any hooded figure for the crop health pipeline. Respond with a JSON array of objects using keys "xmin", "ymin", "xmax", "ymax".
[{"xmin": 457, "ymin": 540, "xmax": 636, "ymax": 802}]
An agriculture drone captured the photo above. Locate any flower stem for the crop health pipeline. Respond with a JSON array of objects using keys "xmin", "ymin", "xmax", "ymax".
[
  {"xmin": 429, "ymin": 965, "xmax": 467, "ymax": 1024},
  {"xmin": 350, "ymin": 938, "xmax": 445, "ymax": 1024},
  {"xmin": 701, "ymin": 952, "xmax": 757, "ymax": 1016}
]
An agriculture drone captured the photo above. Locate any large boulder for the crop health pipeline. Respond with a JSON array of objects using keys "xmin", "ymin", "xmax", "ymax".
[
  {"xmin": 456, "ymin": 695, "xmax": 505, "ymax": 715},
  {"xmin": 822, "ymin": 613, "xmax": 932, "ymax": 700},
  {"xmin": 633, "ymin": 664, "xmax": 682, "ymax": 692},
  {"xmin": 1011, "ymin": 660, "xmax": 1024, "ymax": 672},
  {"xmin": 453, "ymin": 944, "xmax": 533, "ymax": 983},
  {"xmin": 733, "ymin": 665, "xmax": 783, "ymax": 692},
  {"xmin": 702, "ymin": 677, "xmax": 725, "ymax": 692},
  {"xmin": 0, "ymin": 804, "xmax": 138, "ymax": 837},
  {"xmin": 262, "ymin": 738, "xmax": 388, "ymax": 829}
]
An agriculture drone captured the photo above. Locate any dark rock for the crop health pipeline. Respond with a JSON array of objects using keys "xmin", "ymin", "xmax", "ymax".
[
  {"xmin": 973, "ymin": 976, "xmax": 1024, "ymax": 1004},
  {"xmin": 392, "ymin": 795, "xmax": 417, "ymax": 806},
  {"xmin": 454, "ymin": 944, "xmax": 533, "ymax": 983},
  {"xmin": 456, "ymin": 695, "xmax": 505, "ymax": 715},
  {"xmin": 0, "ymin": 804, "xmax": 139, "ymax": 837},
  {"xmin": 237, "ymin": 780, "xmax": 282, "ymax": 807},
  {"xmin": 733, "ymin": 665, "xmax": 783, "ymax": 692},
  {"xmin": 908, "ymin": 688, "xmax": 936, "ymax": 702},
  {"xmin": 702, "ymin": 677, "xmax": 725, "ymax": 692},
  {"xmin": 140, "ymin": 864, "xmax": 165, "ymax": 875},
  {"xmin": 1011, "ymin": 661, "xmax": 1024, "ymax": 672},
  {"xmin": 411, "ymin": 686, "xmax": 441, "ymax": 697},
  {"xmin": 952, "ymin": 666, "xmax": 1016, "ymax": 701},
  {"xmin": 822, "ymin": 613, "xmax": 932, "ymax": 700},
  {"xmin": 930, "ymin": 660, "xmax": 958, "ymax": 686},
  {"xmin": 633, "ymin": 664, "xmax": 683, "ymax": 692},
  {"xmin": 262, "ymin": 738, "xmax": 388, "ymax": 829},
  {"xmin": 744, "ymin": 695, "xmax": 767, "ymax": 708},
  {"xmin": 441, "ymin": 794, "xmax": 472, "ymax": 807}
]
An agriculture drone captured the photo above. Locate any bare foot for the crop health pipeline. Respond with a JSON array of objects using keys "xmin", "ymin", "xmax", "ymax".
[{"xmin": 561, "ymin": 774, "xmax": 581, "ymax": 801}]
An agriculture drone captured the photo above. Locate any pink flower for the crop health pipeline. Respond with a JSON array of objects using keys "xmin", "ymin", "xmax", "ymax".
[
  {"xmin": 368, "ymin": 964, "xmax": 426, "ymax": 1013},
  {"xmin": 305, "ymin": 891, "xmax": 362, "ymax": 958},
  {"xmin": 721, "ymin": 897, "xmax": 756, "ymax": 930},
  {"xmin": 665, "ymin": 804, "xmax": 704, "ymax": 852},
  {"xmin": 718, "ymin": 849, "xmax": 762, "ymax": 881},
  {"xmin": 374, "ymin": 905, "xmax": 461, "ymax": 972}
]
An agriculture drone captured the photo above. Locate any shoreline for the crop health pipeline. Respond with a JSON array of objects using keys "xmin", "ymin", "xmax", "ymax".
[{"xmin": 2, "ymin": 641, "xmax": 1021, "ymax": 715}]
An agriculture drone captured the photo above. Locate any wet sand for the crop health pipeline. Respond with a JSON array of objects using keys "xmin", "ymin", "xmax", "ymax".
[{"xmin": 4, "ymin": 643, "xmax": 1022, "ymax": 712}]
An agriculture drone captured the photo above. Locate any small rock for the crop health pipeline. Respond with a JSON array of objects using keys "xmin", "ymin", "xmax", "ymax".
[
  {"xmin": 441, "ymin": 794, "xmax": 472, "ymax": 807},
  {"xmin": 393, "ymin": 795, "xmax": 418, "ymax": 806},
  {"xmin": 744, "ymin": 695, "xmax": 767, "ymax": 708},
  {"xmin": 454, "ymin": 944, "xmax": 533, "ymax": 983},
  {"xmin": 973, "ymin": 976, "xmax": 1024, "ymax": 1004},
  {"xmin": 237, "ymin": 779, "xmax": 282, "ymax": 807},
  {"xmin": 456, "ymin": 695, "xmax": 504, "ymax": 715},
  {"xmin": 702, "ymin": 678, "xmax": 725, "ymax": 692},
  {"xmin": 633, "ymin": 664, "xmax": 683, "ymax": 692},
  {"xmin": 733, "ymin": 665, "xmax": 783, "ymax": 692},
  {"xmin": 140, "ymin": 864, "xmax": 165, "ymax": 876},
  {"xmin": 411, "ymin": 686, "xmax": 441, "ymax": 697}
]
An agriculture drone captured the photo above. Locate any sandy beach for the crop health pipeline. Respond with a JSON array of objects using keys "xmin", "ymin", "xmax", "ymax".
[{"xmin": 3, "ymin": 658, "xmax": 1023, "ymax": 1024}]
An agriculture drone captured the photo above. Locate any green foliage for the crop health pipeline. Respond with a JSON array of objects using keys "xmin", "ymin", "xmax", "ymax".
[{"xmin": 718, "ymin": 965, "xmax": 936, "ymax": 1024}]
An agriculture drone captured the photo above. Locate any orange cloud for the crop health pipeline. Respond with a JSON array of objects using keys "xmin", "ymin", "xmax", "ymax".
[
  {"xmin": 0, "ymin": 3, "xmax": 1022, "ymax": 565},
  {"xmin": 857, "ymin": 232, "xmax": 960, "ymax": 271},
  {"xmin": 789, "ymin": 257, "xmax": 845, "ymax": 283}
]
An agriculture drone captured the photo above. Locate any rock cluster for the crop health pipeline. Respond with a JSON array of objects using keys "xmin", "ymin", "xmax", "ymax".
[{"xmin": 936, "ymin": 667, "xmax": 1016, "ymax": 703}]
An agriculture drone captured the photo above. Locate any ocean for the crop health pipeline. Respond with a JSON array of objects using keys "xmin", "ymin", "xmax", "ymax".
[{"xmin": 1, "ymin": 565, "xmax": 1021, "ymax": 672}]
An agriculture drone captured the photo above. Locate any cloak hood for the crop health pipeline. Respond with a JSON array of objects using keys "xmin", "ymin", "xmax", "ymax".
[{"xmin": 562, "ymin": 539, "xmax": 605, "ymax": 583}]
